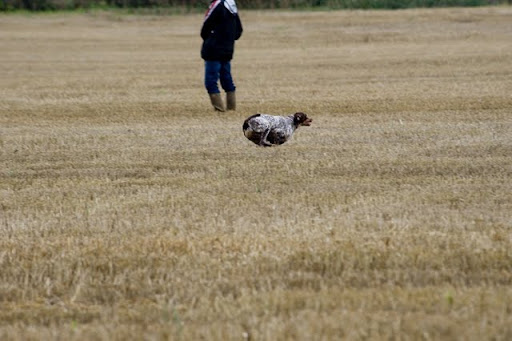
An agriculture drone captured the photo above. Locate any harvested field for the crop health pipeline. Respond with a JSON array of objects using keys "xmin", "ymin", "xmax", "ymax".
[{"xmin": 1, "ymin": 6, "xmax": 512, "ymax": 340}]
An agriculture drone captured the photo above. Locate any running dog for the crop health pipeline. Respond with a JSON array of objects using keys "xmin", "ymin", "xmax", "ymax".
[{"xmin": 243, "ymin": 112, "xmax": 312, "ymax": 147}]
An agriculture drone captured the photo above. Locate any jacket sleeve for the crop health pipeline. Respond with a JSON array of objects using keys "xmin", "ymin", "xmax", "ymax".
[
  {"xmin": 201, "ymin": 4, "xmax": 220, "ymax": 41},
  {"xmin": 235, "ymin": 14, "xmax": 243, "ymax": 40}
]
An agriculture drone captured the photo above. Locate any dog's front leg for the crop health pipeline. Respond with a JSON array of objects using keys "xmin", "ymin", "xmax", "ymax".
[{"xmin": 259, "ymin": 128, "xmax": 273, "ymax": 147}]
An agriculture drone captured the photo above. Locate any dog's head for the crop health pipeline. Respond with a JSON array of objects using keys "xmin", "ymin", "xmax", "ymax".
[{"xmin": 293, "ymin": 112, "xmax": 312, "ymax": 127}]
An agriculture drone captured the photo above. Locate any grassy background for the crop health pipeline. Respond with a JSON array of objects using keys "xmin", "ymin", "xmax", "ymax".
[
  {"xmin": 2, "ymin": 0, "xmax": 510, "ymax": 12},
  {"xmin": 1, "ymin": 6, "xmax": 512, "ymax": 340}
]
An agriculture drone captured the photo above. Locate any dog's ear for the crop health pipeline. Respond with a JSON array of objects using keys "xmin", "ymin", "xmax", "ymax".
[{"xmin": 293, "ymin": 112, "xmax": 308, "ymax": 125}]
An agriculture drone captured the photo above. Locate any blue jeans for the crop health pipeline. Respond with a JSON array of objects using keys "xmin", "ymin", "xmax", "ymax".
[{"xmin": 204, "ymin": 60, "xmax": 236, "ymax": 94}]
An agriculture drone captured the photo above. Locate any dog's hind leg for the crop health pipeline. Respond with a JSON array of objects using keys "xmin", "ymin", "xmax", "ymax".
[{"xmin": 259, "ymin": 129, "xmax": 273, "ymax": 147}]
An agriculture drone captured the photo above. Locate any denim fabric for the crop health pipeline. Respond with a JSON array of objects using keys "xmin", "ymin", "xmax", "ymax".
[{"xmin": 204, "ymin": 60, "xmax": 236, "ymax": 94}]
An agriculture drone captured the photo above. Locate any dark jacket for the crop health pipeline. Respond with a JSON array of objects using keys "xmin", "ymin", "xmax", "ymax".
[{"xmin": 201, "ymin": 0, "xmax": 243, "ymax": 62}]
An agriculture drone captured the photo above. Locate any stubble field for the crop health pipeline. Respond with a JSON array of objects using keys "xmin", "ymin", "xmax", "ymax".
[{"xmin": 1, "ymin": 6, "xmax": 512, "ymax": 340}]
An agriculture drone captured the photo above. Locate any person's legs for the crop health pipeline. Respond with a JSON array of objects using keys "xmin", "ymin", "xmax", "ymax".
[
  {"xmin": 204, "ymin": 61, "xmax": 221, "ymax": 94},
  {"xmin": 219, "ymin": 61, "xmax": 235, "ymax": 92},
  {"xmin": 219, "ymin": 61, "xmax": 237, "ymax": 110},
  {"xmin": 204, "ymin": 61, "xmax": 224, "ymax": 111}
]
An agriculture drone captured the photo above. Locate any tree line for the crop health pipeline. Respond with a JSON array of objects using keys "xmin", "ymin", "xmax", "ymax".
[{"xmin": 1, "ymin": 0, "xmax": 508, "ymax": 11}]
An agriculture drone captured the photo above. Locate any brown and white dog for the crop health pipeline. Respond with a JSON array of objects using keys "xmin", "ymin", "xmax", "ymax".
[{"xmin": 243, "ymin": 112, "xmax": 312, "ymax": 147}]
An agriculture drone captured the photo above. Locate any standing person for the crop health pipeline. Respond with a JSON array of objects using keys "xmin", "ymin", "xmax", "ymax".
[{"xmin": 201, "ymin": 0, "xmax": 243, "ymax": 112}]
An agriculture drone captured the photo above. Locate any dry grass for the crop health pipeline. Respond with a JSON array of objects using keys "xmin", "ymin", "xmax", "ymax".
[{"xmin": 1, "ymin": 6, "xmax": 512, "ymax": 340}]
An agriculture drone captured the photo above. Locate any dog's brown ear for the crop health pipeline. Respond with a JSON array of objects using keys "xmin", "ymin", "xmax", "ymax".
[{"xmin": 293, "ymin": 112, "xmax": 308, "ymax": 125}]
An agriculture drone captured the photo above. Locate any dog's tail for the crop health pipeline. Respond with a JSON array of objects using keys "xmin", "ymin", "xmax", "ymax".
[{"xmin": 242, "ymin": 114, "xmax": 261, "ymax": 131}]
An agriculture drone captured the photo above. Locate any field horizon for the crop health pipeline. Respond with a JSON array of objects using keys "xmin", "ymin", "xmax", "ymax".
[{"xmin": 1, "ymin": 6, "xmax": 512, "ymax": 340}]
